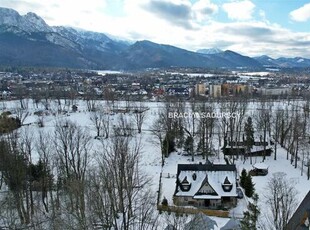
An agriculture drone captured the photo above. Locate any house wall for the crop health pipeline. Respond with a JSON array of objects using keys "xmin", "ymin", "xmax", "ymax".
[{"xmin": 174, "ymin": 196, "xmax": 222, "ymax": 208}]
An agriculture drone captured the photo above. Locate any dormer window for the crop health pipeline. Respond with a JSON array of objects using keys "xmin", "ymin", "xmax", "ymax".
[
  {"xmin": 180, "ymin": 176, "xmax": 191, "ymax": 192},
  {"xmin": 222, "ymin": 176, "xmax": 233, "ymax": 192}
]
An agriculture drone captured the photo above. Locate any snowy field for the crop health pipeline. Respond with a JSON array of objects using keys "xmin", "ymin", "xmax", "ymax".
[{"xmin": 1, "ymin": 99, "xmax": 310, "ymax": 229}]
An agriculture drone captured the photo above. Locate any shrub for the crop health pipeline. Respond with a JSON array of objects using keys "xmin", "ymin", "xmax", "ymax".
[{"xmin": 162, "ymin": 197, "xmax": 168, "ymax": 206}]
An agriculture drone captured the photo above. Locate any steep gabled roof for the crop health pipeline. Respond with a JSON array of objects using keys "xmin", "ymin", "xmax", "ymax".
[
  {"xmin": 195, "ymin": 174, "xmax": 218, "ymax": 197},
  {"xmin": 286, "ymin": 191, "xmax": 310, "ymax": 230},
  {"xmin": 175, "ymin": 163, "xmax": 238, "ymax": 198}
]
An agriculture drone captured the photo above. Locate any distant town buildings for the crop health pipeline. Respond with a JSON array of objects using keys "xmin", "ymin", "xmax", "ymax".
[
  {"xmin": 209, "ymin": 84, "xmax": 221, "ymax": 98},
  {"xmin": 195, "ymin": 83, "xmax": 206, "ymax": 96},
  {"xmin": 0, "ymin": 68, "xmax": 306, "ymax": 101}
]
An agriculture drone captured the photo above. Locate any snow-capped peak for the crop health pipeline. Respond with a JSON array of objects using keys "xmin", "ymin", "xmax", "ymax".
[
  {"xmin": 197, "ymin": 48, "xmax": 223, "ymax": 54},
  {"xmin": 22, "ymin": 12, "xmax": 51, "ymax": 32},
  {"xmin": 0, "ymin": 7, "xmax": 51, "ymax": 33},
  {"xmin": 297, "ymin": 58, "xmax": 304, "ymax": 63},
  {"xmin": 0, "ymin": 7, "xmax": 21, "ymax": 26}
]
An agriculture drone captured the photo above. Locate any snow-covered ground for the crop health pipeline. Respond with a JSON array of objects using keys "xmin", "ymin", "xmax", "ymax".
[{"xmin": 1, "ymin": 99, "xmax": 310, "ymax": 229}]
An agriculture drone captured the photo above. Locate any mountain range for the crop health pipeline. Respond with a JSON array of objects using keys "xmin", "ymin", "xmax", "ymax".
[{"xmin": 0, "ymin": 7, "xmax": 309, "ymax": 70}]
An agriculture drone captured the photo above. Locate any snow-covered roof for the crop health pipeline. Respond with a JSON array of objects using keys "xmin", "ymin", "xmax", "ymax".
[
  {"xmin": 207, "ymin": 171, "xmax": 237, "ymax": 197},
  {"xmin": 193, "ymin": 195, "xmax": 221, "ymax": 199},
  {"xmin": 220, "ymin": 218, "xmax": 241, "ymax": 230},
  {"xmin": 175, "ymin": 164, "xmax": 238, "ymax": 198},
  {"xmin": 184, "ymin": 213, "xmax": 218, "ymax": 230}
]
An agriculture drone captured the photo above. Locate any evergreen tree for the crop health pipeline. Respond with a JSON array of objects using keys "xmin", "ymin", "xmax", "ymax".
[
  {"xmin": 0, "ymin": 113, "xmax": 21, "ymax": 134},
  {"xmin": 244, "ymin": 117, "xmax": 255, "ymax": 147},
  {"xmin": 240, "ymin": 168, "xmax": 247, "ymax": 188},
  {"xmin": 162, "ymin": 132, "xmax": 175, "ymax": 157},
  {"xmin": 244, "ymin": 174, "xmax": 255, "ymax": 197},
  {"xmin": 240, "ymin": 193, "xmax": 260, "ymax": 230},
  {"xmin": 184, "ymin": 135, "xmax": 193, "ymax": 154}
]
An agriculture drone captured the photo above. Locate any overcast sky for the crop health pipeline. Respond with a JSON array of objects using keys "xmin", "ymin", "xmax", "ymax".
[{"xmin": 1, "ymin": 0, "xmax": 310, "ymax": 58}]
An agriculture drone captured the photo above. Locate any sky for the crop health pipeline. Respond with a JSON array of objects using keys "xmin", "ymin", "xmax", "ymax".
[{"xmin": 0, "ymin": 0, "xmax": 310, "ymax": 58}]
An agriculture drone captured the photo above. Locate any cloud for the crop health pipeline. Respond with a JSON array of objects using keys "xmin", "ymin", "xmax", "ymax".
[
  {"xmin": 0, "ymin": 0, "xmax": 108, "ymax": 29},
  {"xmin": 222, "ymin": 0, "xmax": 255, "ymax": 21},
  {"xmin": 192, "ymin": 0, "xmax": 218, "ymax": 23},
  {"xmin": 143, "ymin": 0, "xmax": 193, "ymax": 29},
  {"xmin": 142, "ymin": 0, "xmax": 218, "ymax": 29},
  {"xmin": 202, "ymin": 21, "xmax": 310, "ymax": 58},
  {"xmin": 290, "ymin": 3, "xmax": 310, "ymax": 22},
  {"xmin": 221, "ymin": 23, "xmax": 274, "ymax": 39}
]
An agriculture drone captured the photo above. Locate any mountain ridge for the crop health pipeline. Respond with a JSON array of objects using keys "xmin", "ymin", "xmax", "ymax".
[{"xmin": 0, "ymin": 7, "xmax": 309, "ymax": 70}]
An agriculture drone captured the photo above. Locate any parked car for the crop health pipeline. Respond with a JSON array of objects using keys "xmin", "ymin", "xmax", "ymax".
[
  {"xmin": 249, "ymin": 168, "xmax": 268, "ymax": 176},
  {"xmin": 249, "ymin": 163, "xmax": 269, "ymax": 176}
]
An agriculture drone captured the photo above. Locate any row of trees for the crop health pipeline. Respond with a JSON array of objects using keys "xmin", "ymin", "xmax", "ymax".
[
  {"xmin": 10, "ymin": 95, "xmax": 310, "ymax": 175},
  {"xmin": 149, "ymin": 97, "xmax": 310, "ymax": 179}
]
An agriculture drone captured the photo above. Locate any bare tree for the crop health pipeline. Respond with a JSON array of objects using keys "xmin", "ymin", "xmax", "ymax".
[
  {"xmin": 279, "ymin": 105, "xmax": 291, "ymax": 149},
  {"xmin": 151, "ymin": 118, "xmax": 166, "ymax": 166},
  {"xmin": 84, "ymin": 88, "xmax": 97, "ymax": 112},
  {"xmin": 102, "ymin": 112, "xmax": 111, "ymax": 139},
  {"xmin": 87, "ymin": 168, "xmax": 118, "ymax": 229},
  {"xmin": 19, "ymin": 128, "xmax": 35, "ymax": 219},
  {"xmin": 132, "ymin": 102, "xmax": 148, "ymax": 134},
  {"xmin": 220, "ymin": 99, "xmax": 241, "ymax": 153},
  {"xmin": 103, "ymin": 86, "xmax": 116, "ymax": 109},
  {"xmin": 91, "ymin": 134, "xmax": 158, "ymax": 230},
  {"xmin": 0, "ymin": 192, "xmax": 22, "ymax": 229},
  {"xmin": 90, "ymin": 110, "xmax": 103, "ymax": 137},
  {"xmin": 234, "ymin": 98, "xmax": 248, "ymax": 160},
  {"xmin": 54, "ymin": 120, "xmax": 93, "ymax": 228},
  {"xmin": 255, "ymin": 101, "xmax": 272, "ymax": 161},
  {"xmin": 36, "ymin": 130, "xmax": 53, "ymax": 213},
  {"xmin": 162, "ymin": 210, "xmax": 189, "ymax": 230},
  {"xmin": 264, "ymin": 172, "xmax": 299, "ymax": 230},
  {"xmin": 114, "ymin": 114, "xmax": 134, "ymax": 137},
  {"xmin": 291, "ymin": 109, "xmax": 304, "ymax": 168},
  {"xmin": 41, "ymin": 91, "xmax": 51, "ymax": 111},
  {"xmin": 14, "ymin": 101, "xmax": 29, "ymax": 125},
  {"xmin": 197, "ymin": 103, "xmax": 215, "ymax": 161},
  {"xmin": 272, "ymin": 107, "xmax": 284, "ymax": 160}
]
